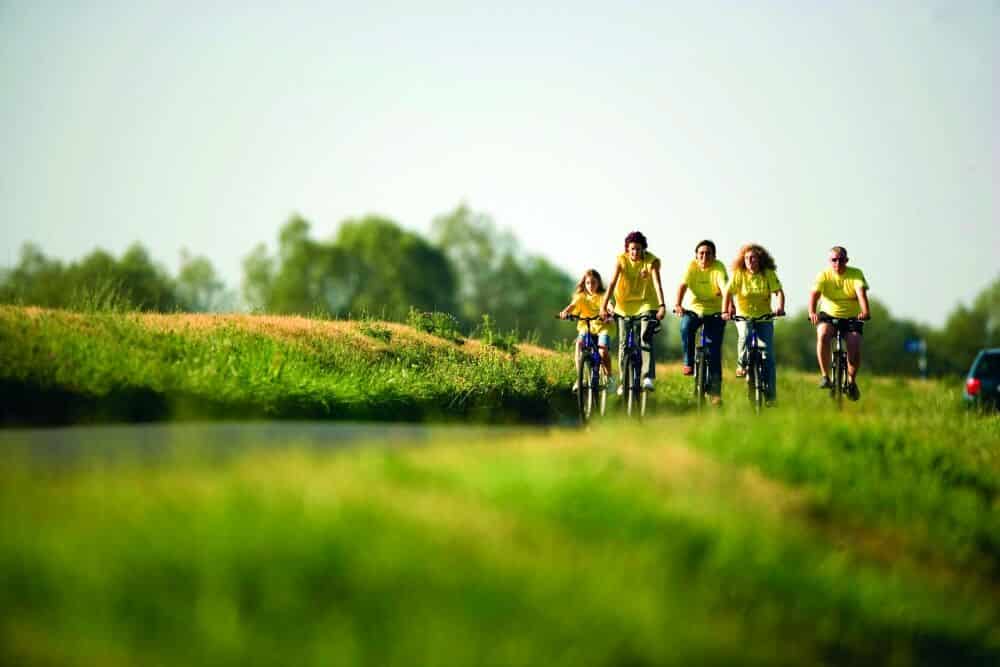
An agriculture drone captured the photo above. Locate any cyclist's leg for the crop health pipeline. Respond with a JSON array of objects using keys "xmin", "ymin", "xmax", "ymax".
[
  {"xmin": 616, "ymin": 317, "xmax": 627, "ymax": 386},
  {"xmin": 735, "ymin": 320, "xmax": 749, "ymax": 375},
  {"xmin": 679, "ymin": 312, "xmax": 698, "ymax": 369},
  {"xmin": 640, "ymin": 311, "xmax": 657, "ymax": 380},
  {"xmin": 704, "ymin": 316, "xmax": 725, "ymax": 395},
  {"xmin": 758, "ymin": 321, "xmax": 776, "ymax": 400},
  {"xmin": 816, "ymin": 319, "xmax": 834, "ymax": 379},
  {"xmin": 598, "ymin": 333, "xmax": 612, "ymax": 380},
  {"xmin": 846, "ymin": 330, "xmax": 863, "ymax": 382}
]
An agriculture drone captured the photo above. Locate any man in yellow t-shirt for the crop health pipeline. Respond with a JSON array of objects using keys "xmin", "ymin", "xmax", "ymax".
[
  {"xmin": 808, "ymin": 246, "xmax": 871, "ymax": 399},
  {"xmin": 673, "ymin": 240, "xmax": 728, "ymax": 403},
  {"xmin": 601, "ymin": 230, "xmax": 667, "ymax": 394}
]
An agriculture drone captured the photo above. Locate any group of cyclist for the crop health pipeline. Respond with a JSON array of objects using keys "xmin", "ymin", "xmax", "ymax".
[{"xmin": 559, "ymin": 231, "xmax": 871, "ymax": 406}]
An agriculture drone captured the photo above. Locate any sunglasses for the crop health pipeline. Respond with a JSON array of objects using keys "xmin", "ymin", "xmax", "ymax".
[{"xmin": 829, "ymin": 257, "xmax": 845, "ymax": 264}]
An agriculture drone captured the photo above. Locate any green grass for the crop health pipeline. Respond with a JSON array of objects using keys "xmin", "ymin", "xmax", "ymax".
[
  {"xmin": 1, "ymin": 306, "xmax": 998, "ymax": 665},
  {"xmin": 0, "ymin": 307, "xmax": 571, "ymax": 424}
]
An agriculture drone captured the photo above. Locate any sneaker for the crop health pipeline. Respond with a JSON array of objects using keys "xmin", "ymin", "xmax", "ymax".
[
  {"xmin": 765, "ymin": 399, "xmax": 777, "ymax": 408},
  {"xmin": 682, "ymin": 365, "xmax": 694, "ymax": 376},
  {"xmin": 847, "ymin": 382, "xmax": 860, "ymax": 401},
  {"xmin": 709, "ymin": 395, "xmax": 723, "ymax": 407},
  {"xmin": 642, "ymin": 378, "xmax": 655, "ymax": 392},
  {"xmin": 572, "ymin": 381, "xmax": 579, "ymax": 393},
  {"xmin": 735, "ymin": 368, "xmax": 746, "ymax": 378},
  {"xmin": 818, "ymin": 376, "xmax": 833, "ymax": 389},
  {"xmin": 616, "ymin": 383, "xmax": 624, "ymax": 397}
]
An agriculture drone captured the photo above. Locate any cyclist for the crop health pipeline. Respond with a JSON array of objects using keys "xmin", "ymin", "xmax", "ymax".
[
  {"xmin": 559, "ymin": 269, "xmax": 612, "ymax": 393},
  {"xmin": 601, "ymin": 230, "xmax": 667, "ymax": 395},
  {"xmin": 808, "ymin": 246, "xmax": 870, "ymax": 400},
  {"xmin": 722, "ymin": 243, "xmax": 785, "ymax": 406},
  {"xmin": 673, "ymin": 239, "xmax": 728, "ymax": 405}
]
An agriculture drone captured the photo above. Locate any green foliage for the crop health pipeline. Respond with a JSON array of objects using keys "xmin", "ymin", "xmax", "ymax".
[
  {"xmin": 406, "ymin": 307, "xmax": 465, "ymax": 344},
  {"xmin": 0, "ymin": 241, "xmax": 213, "ymax": 313},
  {"xmin": 243, "ymin": 215, "xmax": 457, "ymax": 321},
  {"xmin": 475, "ymin": 313, "xmax": 520, "ymax": 353}
]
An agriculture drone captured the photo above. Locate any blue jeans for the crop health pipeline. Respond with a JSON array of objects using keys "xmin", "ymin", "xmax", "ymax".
[
  {"xmin": 736, "ymin": 320, "xmax": 776, "ymax": 400},
  {"xmin": 680, "ymin": 312, "xmax": 725, "ymax": 395}
]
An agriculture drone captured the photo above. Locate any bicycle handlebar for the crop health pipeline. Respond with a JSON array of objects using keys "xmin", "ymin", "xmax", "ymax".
[
  {"xmin": 731, "ymin": 313, "xmax": 784, "ymax": 322},
  {"xmin": 679, "ymin": 309, "xmax": 724, "ymax": 319},
  {"xmin": 556, "ymin": 314, "xmax": 608, "ymax": 322}
]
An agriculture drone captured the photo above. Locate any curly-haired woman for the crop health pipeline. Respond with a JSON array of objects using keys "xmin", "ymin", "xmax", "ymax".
[{"xmin": 722, "ymin": 244, "xmax": 785, "ymax": 405}]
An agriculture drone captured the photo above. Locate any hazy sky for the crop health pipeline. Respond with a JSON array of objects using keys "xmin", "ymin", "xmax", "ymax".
[{"xmin": 2, "ymin": 1, "xmax": 997, "ymax": 326}]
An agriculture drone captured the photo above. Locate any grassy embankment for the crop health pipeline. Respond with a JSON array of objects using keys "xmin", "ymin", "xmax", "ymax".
[
  {"xmin": 1, "ymin": 306, "xmax": 999, "ymax": 665},
  {"xmin": 0, "ymin": 305, "xmax": 591, "ymax": 424}
]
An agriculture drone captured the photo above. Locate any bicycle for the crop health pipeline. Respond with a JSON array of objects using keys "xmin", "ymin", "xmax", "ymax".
[
  {"xmin": 824, "ymin": 317, "xmax": 863, "ymax": 408},
  {"xmin": 558, "ymin": 315, "xmax": 609, "ymax": 424},
  {"xmin": 731, "ymin": 313, "xmax": 782, "ymax": 415},
  {"xmin": 617, "ymin": 313, "xmax": 659, "ymax": 419},
  {"xmin": 681, "ymin": 310, "xmax": 724, "ymax": 412}
]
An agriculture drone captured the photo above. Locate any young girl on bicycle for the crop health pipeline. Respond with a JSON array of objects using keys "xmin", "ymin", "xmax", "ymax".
[{"xmin": 560, "ymin": 269, "xmax": 612, "ymax": 392}]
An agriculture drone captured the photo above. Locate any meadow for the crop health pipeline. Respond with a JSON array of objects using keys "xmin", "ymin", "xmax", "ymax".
[{"xmin": 1, "ymin": 306, "xmax": 998, "ymax": 666}]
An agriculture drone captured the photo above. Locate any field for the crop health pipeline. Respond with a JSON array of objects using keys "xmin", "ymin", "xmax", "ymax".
[{"xmin": 1, "ymin": 307, "xmax": 998, "ymax": 666}]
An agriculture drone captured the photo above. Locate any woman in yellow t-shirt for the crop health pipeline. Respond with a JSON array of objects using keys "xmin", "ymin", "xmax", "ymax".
[
  {"xmin": 673, "ymin": 239, "xmax": 728, "ymax": 404},
  {"xmin": 722, "ymin": 243, "xmax": 786, "ymax": 405},
  {"xmin": 600, "ymin": 230, "xmax": 667, "ymax": 394},
  {"xmin": 559, "ymin": 269, "xmax": 612, "ymax": 392}
]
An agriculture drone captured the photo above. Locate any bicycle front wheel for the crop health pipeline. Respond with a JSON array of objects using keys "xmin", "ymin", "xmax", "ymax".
[
  {"xmin": 753, "ymin": 353, "xmax": 765, "ymax": 415},
  {"xmin": 832, "ymin": 349, "xmax": 845, "ymax": 409},
  {"xmin": 577, "ymin": 355, "xmax": 589, "ymax": 424},
  {"xmin": 694, "ymin": 348, "xmax": 706, "ymax": 412}
]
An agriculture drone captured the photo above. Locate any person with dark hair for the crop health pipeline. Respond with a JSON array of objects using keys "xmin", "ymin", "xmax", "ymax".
[
  {"xmin": 723, "ymin": 243, "xmax": 785, "ymax": 406},
  {"xmin": 673, "ymin": 240, "xmax": 728, "ymax": 405},
  {"xmin": 601, "ymin": 231, "xmax": 667, "ymax": 394},
  {"xmin": 559, "ymin": 268, "xmax": 612, "ymax": 392},
  {"xmin": 808, "ymin": 246, "xmax": 870, "ymax": 400}
]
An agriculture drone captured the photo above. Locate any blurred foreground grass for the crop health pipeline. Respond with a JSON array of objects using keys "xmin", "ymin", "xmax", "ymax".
[{"xmin": 2, "ymin": 389, "xmax": 998, "ymax": 666}]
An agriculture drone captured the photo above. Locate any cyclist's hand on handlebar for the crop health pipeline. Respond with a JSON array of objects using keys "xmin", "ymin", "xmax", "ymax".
[
  {"xmin": 656, "ymin": 305, "xmax": 666, "ymax": 321},
  {"xmin": 859, "ymin": 311, "xmax": 871, "ymax": 321},
  {"xmin": 773, "ymin": 308, "xmax": 786, "ymax": 317},
  {"xmin": 672, "ymin": 304, "xmax": 684, "ymax": 317},
  {"xmin": 808, "ymin": 312, "xmax": 819, "ymax": 325}
]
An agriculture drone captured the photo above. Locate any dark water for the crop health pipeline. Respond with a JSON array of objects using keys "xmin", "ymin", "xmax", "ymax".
[{"xmin": 0, "ymin": 421, "xmax": 551, "ymax": 467}]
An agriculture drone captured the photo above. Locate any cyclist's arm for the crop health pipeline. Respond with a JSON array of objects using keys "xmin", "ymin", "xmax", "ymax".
[
  {"xmin": 808, "ymin": 290, "xmax": 821, "ymax": 324},
  {"xmin": 722, "ymin": 288, "xmax": 734, "ymax": 320},
  {"xmin": 602, "ymin": 264, "xmax": 621, "ymax": 316},
  {"xmin": 673, "ymin": 283, "xmax": 687, "ymax": 316},
  {"xmin": 856, "ymin": 285, "xmax": 871, "ymax": 320},
  {"xmin": 773, "ymin": 288, "xmax": 786, "ymax": 316},
  {"xmin": 651, "ymin": 266, "xmax": 667, "ymax": 320}
]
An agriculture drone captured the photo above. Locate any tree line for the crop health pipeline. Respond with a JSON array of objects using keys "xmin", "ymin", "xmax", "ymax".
[{"xmin": 1, "ymin": 204, "xmax": 996, "ymax": 377}]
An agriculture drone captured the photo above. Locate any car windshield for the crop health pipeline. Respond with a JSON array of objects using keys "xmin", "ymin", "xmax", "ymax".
[{"xmin": 974, "ymin": 353, "xmax": 1000, "ymax": 378}]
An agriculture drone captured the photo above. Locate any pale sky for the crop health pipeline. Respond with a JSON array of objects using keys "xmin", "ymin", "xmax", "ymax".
[{"xmin": 2, "ymin": 1, "xmax": 997, "ymax": 326}]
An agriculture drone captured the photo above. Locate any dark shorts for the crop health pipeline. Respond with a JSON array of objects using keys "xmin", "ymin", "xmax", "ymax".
[{"xmin": 818, "ymin": 312, "xmax": 864, "ymax": 335}]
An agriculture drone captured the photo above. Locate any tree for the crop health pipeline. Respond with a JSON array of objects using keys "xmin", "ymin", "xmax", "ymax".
[
  {"xmin": 241, "ymin": 214, "xmax": 457, "ymax": 319},
  {"xmin": 430, "ymin": 203, "xmax": 574, "ymax": 345},
  {"xmin": 177, "ymin": 249, "xmax": 226, "ymax": 312}
]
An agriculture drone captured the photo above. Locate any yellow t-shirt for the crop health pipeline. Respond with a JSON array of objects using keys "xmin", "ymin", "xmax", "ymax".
[
  {"xmin": 613, "ymin": 250, "xmax": 661, "ymax": 316},
  {"xmin": 813, "ymin": 267, "xmax": 868, "ymax": 318},
  {"xmin": 727, "ymin": 269, "xmax": 782, "ymax": 318},
  {"xmin": 681, "ymin": 259, "xmax": 728, "ymax": 315},
  {"xmin": 570, "ymin": 291, "xmax": 610, "ymax": 335}
]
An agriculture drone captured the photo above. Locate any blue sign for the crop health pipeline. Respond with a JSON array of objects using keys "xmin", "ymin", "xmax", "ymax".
[{"xmin": 904, "ymin": 338, "xmax": 925, "ymax": 353}]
